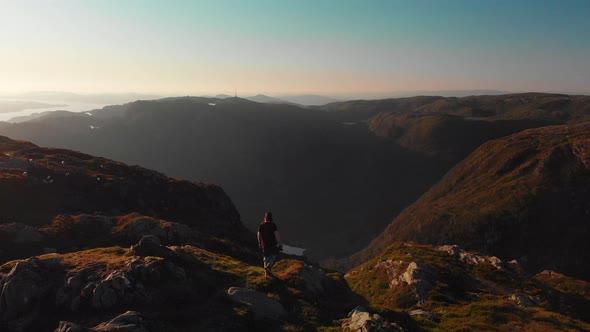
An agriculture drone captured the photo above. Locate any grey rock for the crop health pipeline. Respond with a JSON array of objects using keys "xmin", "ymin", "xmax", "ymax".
[
  {"xmin": 437, "ymin": 245, "xmax": 505, "ymax": 270},
  {"xmin": 130, "ymin": 235, "xmax": 177, "ymax": 259},
  {"xmin": 342, "ymin": 306, "xmax": 405, "ymax": 332},
  {"xmin": 375, "ymin": 260, "xmax": 435, "ymax": 304},
  {"xmin": 94, "ymin": 311, "xmax": 149, "ymax": 332},
  {"xmin": 122, "ymin": 216, "xmax": 194, "ymax": 245},
  {"xmin": 509, "ymin": 293, "xmax": 538, "ymax": 308},
  {"xmin": 122, "ymin": 217, "xmax": 166, "ymax": 242},
  {"xmin": 0, "ymin": 257, "xmax": 53, "ymax": 331},
  {"xmin": 300, "ymin": 264, "xmax": 326, "ymax": 295},
  {"xmin": 81, "ymin": 283, "xmax": 96, "ymax": 298},
  {"xmin": 227, "ymin": 287, "xmax": 286, "ymax": 320},
  {"xmin": 56, "ymin": 321, "xmax": 92, "ymax": 332},
  {"xmin": 91, "ymin": 281, "xmax": 118, "ymax": 309},
  {"xmin": 56, "ymin": 311, "xmax": 149, "ymax": 332},
  {"xmin": 408, "ymin": 309, "xmax": 437, "ymax": 321}
]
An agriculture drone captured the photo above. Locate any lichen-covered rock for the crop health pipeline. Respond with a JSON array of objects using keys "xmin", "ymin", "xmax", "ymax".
[
  {"xmin": 341, "ymin": 306, "xmax": 405, "ymax": 332},
  {"xmin": 227, "ymin": 287, "xmax": 286, "ymax": 320},
  {"xmin": 0, "ymin": 257, "xmax": 55, "ymax": 331},
  {"xmin": 93, "ymin": 311, "xmax": 149, "ymax": 332},
  {"xmin": 56, "ymin": 311, "xmax": 149, "ymax": 332},
  {"xmin": 56, "ymin": 321, "xmax": 92, "ymax": 332},
  {"xmin": 374, "ymin": 260, "xmax": 435, "ymax": 304},
  {"xmin": 408, "ymin": 309, "xmax": 437, "ymax": 321},
  {"xmin": 130, "ymin": 235, "xmax": 176, "ymax": 259},
  {"xmin": 509, "ymin": 293, "xmax": 538, "ymax": 308},
  {"xmin": 119, "ymin": 216, "xmax": 193, "ymax": 245},
  {"xmin": 91, "ymin": 280, "xmax": 119, "ymax": 309},
  {"xmin": 437, "ymin": 245, "xmax": 506, "ymax": 270},
  {"xmin": 300, "ymin": 264, "xmax": 326, "ymax": 295}
]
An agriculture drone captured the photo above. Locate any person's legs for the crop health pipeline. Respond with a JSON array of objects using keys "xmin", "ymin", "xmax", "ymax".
[
  {"xmin": 265, "ymin": 254, "xmax": 277, "ymax": 270},
  {"xmin": 263, "ymin": 247, "xmax": 279, "ymax": 275}
]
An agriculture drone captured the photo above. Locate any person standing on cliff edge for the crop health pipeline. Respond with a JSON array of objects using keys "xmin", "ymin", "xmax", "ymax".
[{"xmin": 257, "ymin": 211, "xmax": 282, "ymax": 277}]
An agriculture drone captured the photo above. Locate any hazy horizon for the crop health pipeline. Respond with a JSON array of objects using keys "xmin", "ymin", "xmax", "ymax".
[{"xmin": 1, "ymin": 0, "xmax": 589, "ymax": 96}]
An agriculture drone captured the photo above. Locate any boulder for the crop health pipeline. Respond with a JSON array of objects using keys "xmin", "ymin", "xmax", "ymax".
[
  {"xmin": 300, "ymin": 264, "xmax": 326, "ymax": 295},
  {"xmin": 55, "ymin": 321, "xmax": 92, "ymax": 332},
  {"xmin": 509, "ymin": 293, "xmax": 538, "ymax": 308},
  {"xmin": 91, "ymin": 280, "xmax": 119, "ymax": 309},
  {"xmin": 408, "ymin": 309, "xmax": 437, "ymax": 321},
  {"xmin": 130, "ymin": 235, "xmax": 176, "ymax": 259},
  {"xmin": 341, "ymin": 306, "xmax": 405, "ymax": 332},
  {"xmin": 56, "ymin": 311, "xmax": 149, "ymax": 332},
  {"xmin": 227, "ymin": 287, "xmax": 286, "ymax": 320},
  {"xmin": 121, "ymin": 216, "xmax": 194, "ymax": 245},
  {"xmin": 121, "ymin": 217, "xmax": 166, "ymax": 242},
  {"xmin": 437, "ymin": 245, "xmax": 506, "ymax": 270},
  {"xmin": 0, "ymin": 257, "xmax": 54, "ymax": 331},
  {"xmin": 90, "ymin": 269, "xmax": 138, "ymax": 309},
  {"xmin": 375, "ymin": 260, "xmax": 435, "ymax": 304},
  {"xmin": 94, "ymin": 311, "xmax": 149, "ymax": 332},
  {"xmin": 56, "ymin": 267, "xmax": 100, "ymax": 310}
]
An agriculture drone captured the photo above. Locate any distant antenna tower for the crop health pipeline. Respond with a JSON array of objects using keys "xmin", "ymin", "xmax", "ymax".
[{"xmin": 234, "ymin": 88, "xmax": 237, "ymax": 97}]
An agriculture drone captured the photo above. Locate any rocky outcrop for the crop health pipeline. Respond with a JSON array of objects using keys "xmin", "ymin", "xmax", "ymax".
[
  {"xmin": 437, "ymin": 245, "xmax": 507, "ymax": 270},
  {"xmin": 227, "ymin": 287, "xmax": 286, "ymax": 320},
  {"xmin": 300, "ymin": 264, "xmax": 326, "ymax": 295},
  {"xmin": 341, "ymin": 306, "xmax": 405, "ymax": 332},
  {"xmin": 509, "ymin": 293, "xmax": 539, "ymax": 308},
  {"xmin": 118, "ymin": 215, "xmax": 193, "ymax": 245},
  {"xmin": 374, "ymin": 260, "xmax": 435, "ymax": 304},
  {"xmin": 408, "ymin": 309, "xmax": 437, "ymax": 321},
  {"xmin": 55, "ymin": 243, "xmax": 191, "ymax": 313},
  {"xmin": 0, "ymin": 258, "xmax": 55, "ymax": 331},
  {"xmin": 130, "ymin": 235, "xmax": 177, "ymax": 259},
  {"xmin": 56, "ymin": 311, "xmax": 150, "ymax": 332},
  {"xmin": 346, "ymin": 242, "xmax": 590, "ymax": 331}
]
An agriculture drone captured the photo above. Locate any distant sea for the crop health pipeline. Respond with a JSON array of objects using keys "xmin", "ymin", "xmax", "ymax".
[{"xmin": 0, "ymin": 100, "xmax": 109, "ymax": 123}]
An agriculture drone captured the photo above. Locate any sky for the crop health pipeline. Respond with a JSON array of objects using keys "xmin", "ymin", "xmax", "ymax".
[{"xmin": 1, "ymin": 0, "xmax": 589, "ymax": 97}]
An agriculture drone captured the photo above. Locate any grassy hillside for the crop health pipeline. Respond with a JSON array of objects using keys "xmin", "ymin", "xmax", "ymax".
[
  {"xmin": 346, "ymin": 243, "xmax": 590, "ymax": 331},
  {"xmin": 347, "ymin": 123, "xmax": 590, "ymax": 280}
]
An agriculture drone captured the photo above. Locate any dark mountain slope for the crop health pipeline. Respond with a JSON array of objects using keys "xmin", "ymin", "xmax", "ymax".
[
  {"xmin": 0, "ymin": 135, "xmax": 244, "ymax": 261},
  {"xmin": 0, "ymin": 136, "xmax": 371, "ymax": 332},
  {"xmin": 2, "ymin": 93, "xmax": 589, "ymax": 261},
  {"xmin": 348, "ymin": 123, "xmax": 590, "ymax": 280},
  {"xmin": 0, "ymin": 97, "xmax": 449, "ymax": 260}
]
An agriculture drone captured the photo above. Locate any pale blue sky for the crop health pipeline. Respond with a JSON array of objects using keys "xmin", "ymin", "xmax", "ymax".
[{"xmin": 1, "ymin": 0, "xmax": 589, "ymax": 96}]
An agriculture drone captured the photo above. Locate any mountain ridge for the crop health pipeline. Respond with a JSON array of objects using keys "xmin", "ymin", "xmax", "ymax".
[
  {"xmin": 2, "ymin": 93, "xmax": 590, "ymax": 261},
  {"xmin": 344, "ymin": 123, "xmax": 590, "ymax": 280}
]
